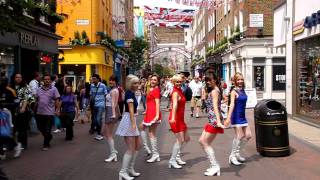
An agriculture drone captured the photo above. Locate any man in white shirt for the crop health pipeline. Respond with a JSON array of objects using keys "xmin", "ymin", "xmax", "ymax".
[
  {"xmin": 189, "ymin": 76, "xmax": 202, "ymax": 118},
  {"xmin": 29, "ymin": 72, "xmax": 41, "ymax": 96}
]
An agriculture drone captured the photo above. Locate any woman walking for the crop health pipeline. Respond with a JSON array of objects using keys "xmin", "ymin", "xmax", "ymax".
[
  {"xmin": 140, "ymin": 74, "xmax": 162, "ymax": 162},
  {"xmin": 116, "ymin": 75, "xmax": 141, "ymax": 180},
  {"xmin": 60, "ymin": 84, "xmax": 79, "ymax": 141},
  {"xmin": 104, "ymin": 75, "xmax": 121, "ymax": 163},
  {"xmin": 78, "ymin": 83, "xmax": 91, "ymax": 123},
  {"xmin": 168, "ymin": 74, "xmax": 190, "ymax": 169},
  {"xmin": 198, "ymin": 74, "xmax": 224, "ymax": 176},
  {"xmin": 11, "ymin": 73, "xmax": 34, "ymax": 149},
  {"xmin": 225, "ymin": 72, "xmax": 252, "ymax": 166}
]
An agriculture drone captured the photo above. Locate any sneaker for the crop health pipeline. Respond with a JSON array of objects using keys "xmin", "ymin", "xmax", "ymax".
[
  {"xmin": 94, "ymin": 135, "xmax": 104, "ymax": 141},
  {"xmin": 53, "ymin": 129, "xmax": 61, "ymax": 133},
  {"xmin": 196, "ymin": 114, "xmax": 199, "ymax": 118},
  {"xmin": 42, "ymin": 147, "xmax": 49, "ymax": 151},
  {"xmin": 0, "ymin": 154, "xmax": 6, "ymax": 160},
  {"xmin": 190, "ymin": 113, "xmax": 193, "ymax": 117},
  {"xmin": 13, "ymin": 143, "xmax": 22, "ymax": 158}
]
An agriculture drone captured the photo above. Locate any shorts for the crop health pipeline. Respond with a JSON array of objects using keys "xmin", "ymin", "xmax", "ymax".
[{"xmin": 191, "ymin": 96, "xmax": 202, "ymax": 107}]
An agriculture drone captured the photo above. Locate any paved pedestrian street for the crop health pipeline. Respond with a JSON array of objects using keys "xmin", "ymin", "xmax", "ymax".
[{"xmin": 2, "ymin": 102, "xmax": 320, "ymax": 180}]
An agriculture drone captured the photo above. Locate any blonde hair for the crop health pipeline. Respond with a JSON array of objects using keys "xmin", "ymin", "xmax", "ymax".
[
  {"xmin": 171, "ymin": 74, "xmax": 183, "ymax": 85},
  {"xmin": 232, "ymin": 72, "xmax": 245, "ymax": 88},
  {"xmin": 125, "ymin": 74, "xmax": 139, "ymax": 90}
]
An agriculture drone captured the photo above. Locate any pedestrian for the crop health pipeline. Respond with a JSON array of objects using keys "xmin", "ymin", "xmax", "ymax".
[
  {"xmin": 89, "ymin": 74, "xmax": 108, "ymax": 141},
  {"xmin": 135, "ymin": 80, "xmax": 143, "ymax": 111},
  {"xmin": 198, "ymin": 74, "xmax": 224, "ymax": 176},
  {"xmin": 10, "ymin": 73, "xmax": 34, "ymax": 149},
  {"xmin": 29, "ymin": 72, "xmax": 41, "ymax": 96},
  {"xmin": 35, "ymin": 74, "xmax": 61, "ymax": 151},
  {"xmin": 189, "ymin": 76, "xmax": 203, "ymax": 118},
  {"xmin": 116, "ymin": 75, "xmax": 141, "ymax": 180},
  {"xmin": 225, "ymin": 72, "xmax": 252, "ymax": 165},
  {"xmin": 29, "ymin": 72, "xmax": 41, "ymax": 134},
  {"xmin": 140, "ymin": 78, "xmax": 147, "ymax": 112},
  {"xmin": 0, "ymin": 99, "xmax": 22, "ymax": 160},
  {"xmin": 164, "ymin": 77, "xmax": 173, "ymax": 110},
  {"xmin": 78, "ymin": 82, "xmax": 91, "ymax": 123},
  {"xmin": 53, "ymin": 74, "xmax": 64, "ymax": 133},
  {"xmin": 104, "ymin": 75, "xmax": 121, "ymax": 163},
  {"xmin": 140, "ymin": 74, "xmax": 162, "ymax": 162},
  {"xmin": 60, "ymin": 84, "xmax": 79, "ymax": 141},
  {"xmin": 168, "ymin": 74, "xmax": 190, "ymax": 169}
]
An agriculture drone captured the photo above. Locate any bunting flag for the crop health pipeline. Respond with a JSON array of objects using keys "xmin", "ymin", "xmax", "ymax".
[
  {"xmin": 169, "ymin": 0, "xmax": 234, "ymax": 8},
  {"xmin": 144, "ymin": 6, "xmax": 195, "ymax": 28}
]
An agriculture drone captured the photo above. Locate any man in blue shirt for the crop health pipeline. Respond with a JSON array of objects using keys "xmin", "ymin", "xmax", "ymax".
[{"xmin": 89, "ymin": 74, "xmax": 108, "ymax": 141}]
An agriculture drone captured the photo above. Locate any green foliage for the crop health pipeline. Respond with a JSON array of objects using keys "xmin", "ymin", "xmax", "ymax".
[
  {"xmin": 153, "ymin": 64, "xmax": 174, "ymax": 77},
  {"xmin": 125, "ymin": 37, "xmax": 149, "ymax": 72},
  {"xmin": 71, "ymin": 31, "xmax": 90, "ymax": 46}
]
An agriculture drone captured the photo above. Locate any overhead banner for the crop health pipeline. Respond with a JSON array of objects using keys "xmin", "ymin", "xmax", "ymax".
[{"xmin": 144, "ymin": 6, "xmax": 195, "ymax": 28}]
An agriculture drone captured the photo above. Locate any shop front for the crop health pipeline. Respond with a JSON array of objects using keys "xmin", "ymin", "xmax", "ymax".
[
  {"xmin": 58, "ymin": 45, "xmax": 113, "ymax": 90},
  {"xmin": 0, "ymin": 25, "xmax": 61, "ymax": 82},
  {"xmin": 295, "ymin": 36, "xmax": 320, "ymax": 123}
]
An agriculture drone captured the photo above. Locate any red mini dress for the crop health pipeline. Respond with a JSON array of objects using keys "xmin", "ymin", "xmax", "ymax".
[
  {"xmin": 168, "ymin": 87, "xmax": 187, "ymax": 133},
  {"xmin": 143, "ymin": 87, "xmax": 162, "ymax": 126}
]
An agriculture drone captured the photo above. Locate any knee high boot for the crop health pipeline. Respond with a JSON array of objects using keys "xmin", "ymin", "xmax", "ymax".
[
  {"xmin": 119, "ymin": 152, "xmax": 134, "ymax": 180},
  {"xmin": 168, "ymin": 142, "xmax": 182, "ymax": 169},
  {"xmin": 204, "ymin": 147, "xmax": 220, "ymax": 176},
  {"xmin": 128, "ymin": 151, "xmax": 141, "ymax": 177},
  {"xmin": 147, "ymin": 137, "xmax": 160, "ymax": 163},
  {"xmin": 140, "ymin": 130, "xmax": 151, "ymax": 155},
  {"xmin": 229, "ymin": 138, "xmax": 242, "ymax": 166}
]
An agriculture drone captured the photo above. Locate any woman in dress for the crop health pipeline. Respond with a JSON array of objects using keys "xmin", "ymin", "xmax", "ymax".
[
  {"xmin": 60, "ymin": 84, "xmax": 79, "ymax": 141},
  {"xmin": 225, "ymin": 72, "xmax": 252, "ymax": 166},
  {"xmin": 168, "ymin": 74, "xmax": 190, "ymax": 169},
  {"xmin": 198, "ymin": 74, "xmax": 224, "ymax": 176},
  {"xmin": 140, "ymin": 74, "xmax": 162, "ymax": 162},
  {"xmin": 104, "ymin": 75, "xmax": 121, "ymax": 163},
  {"xmin": 116, "ymin": 75, "xmax": 141, "ymax": 180}
]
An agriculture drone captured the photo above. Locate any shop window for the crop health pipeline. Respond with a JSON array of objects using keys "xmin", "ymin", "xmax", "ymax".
[
  {"xmin": 272, "ymin": 65, "xmax": 286, "ymax": 91},
  {"xmin": 297, "ymin": 37, "xmax": 320, "ymax": 120},
  {"xmin": 254, "ymin": 66, "xmax": 264, "ymax": 91}
]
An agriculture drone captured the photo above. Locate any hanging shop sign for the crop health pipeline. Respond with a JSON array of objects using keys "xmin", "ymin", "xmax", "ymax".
[
  {"xmin": 20, "ymin": 32, "xmax": 39, "ymax": 47},
  {"xmin": 41, "ymin": 55, "xmax": 53, "ymax": 63},
  {"xmin": 293, "ymin": 19, "xmax": 305, "ymax": 35},
  {"xmin": 303, "ymin": 10, "xmax": 320, "ymax": 29}
]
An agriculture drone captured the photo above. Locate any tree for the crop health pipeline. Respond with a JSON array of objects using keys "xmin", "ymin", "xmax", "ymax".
[
  {"xmin": 124, "ymin": 37, "xmax": 149, "ymax": 73},
  {"xmin": 154, "ymin": 64, "xmax": 164, "ymax": 77}
]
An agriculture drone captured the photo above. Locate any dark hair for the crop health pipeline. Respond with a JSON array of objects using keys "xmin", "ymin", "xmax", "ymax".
[
  {"xmin": 205, "ymin": 73, "xmax": 222, "ymax": 99},
  {"xmin": 109, "ymin": 75, "xmax": 118, "ymax": 84},
  {"xmin": 92, "ymin": 73, "xmax": 100, "ymax": 79},
  {"xmin": 33, "ymin": 72, "xmax": 40, "ymax": 79},
  {"xmin": 85, "ymin": 82, "xmax": 90, "ymax": 97},
  {"xmin": 10, "ymin": 72, "xmax": 27, "ymax": 88},
  {"xmin": 63, "ymin": 84, "xmax": 74, "ymax": 95},
  {"xmin": 101, "ymin": 79, "xmax": 107, "ymax": 86},
  {"xmin": 43, "ymin": 73, "xmax": 51, "ymax": 79}
]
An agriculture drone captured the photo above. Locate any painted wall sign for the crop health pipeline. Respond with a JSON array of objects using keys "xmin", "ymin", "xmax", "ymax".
[{"xmin": 76, "ymin": 19, "xmax": 89, "ymax": 25}]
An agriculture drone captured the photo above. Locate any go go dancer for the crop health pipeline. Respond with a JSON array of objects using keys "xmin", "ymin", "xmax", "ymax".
[
  {"xmin": 116, "ymin": 75, "xmax": 141, "ymax": 180},
  {"xmin": 140, "ymin": 74, "xmax": 162, "ymax": 163},
  {"xmin": 198, "ymin": 74, "xmax": 224, "ymax": 176},
  {"xmin": 225, "ymin": 72, "xmax": 252, "ymax": 166},
  {"xmin": 168, "ymin": 74, "xmax": 190, "ymax": 169},
  {"xmin": 104, "ymin": 75, "xmax": 121, "ymax": 163}
]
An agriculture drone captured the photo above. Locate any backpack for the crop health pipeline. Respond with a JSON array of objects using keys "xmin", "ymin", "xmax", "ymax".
[
  {"xmin": 0, "ymin": 110, "xmax": 12, "ymax": 137},
  {"xmin": 184, "ymin": 87, "xmax": 193, "ymax": 101}
]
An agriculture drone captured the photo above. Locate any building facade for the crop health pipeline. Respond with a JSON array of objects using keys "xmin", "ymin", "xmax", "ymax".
[
  {"xmin": 274, "ymin": 0, "xmax": 320, "ymax": 125},
  {"xmin": 112, "ymin": 0, "xmax": 126, "ymax": 40},
  {"xmin": 0, "ymin": 1, "xmax": 62, "ymax": 82},
  {"xmin": 56, "ymin": 0, "xmax": 114, "ymax": 86}
]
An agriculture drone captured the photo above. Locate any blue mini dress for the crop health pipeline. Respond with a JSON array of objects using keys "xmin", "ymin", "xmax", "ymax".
[{"xmin": 231, "ymin": 88, "xmax": 248, "ymax": 127}]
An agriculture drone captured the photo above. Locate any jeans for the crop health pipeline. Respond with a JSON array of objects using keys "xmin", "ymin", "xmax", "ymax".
[
  {"xmin": 91, "ymin": 107, "xmax": 105, "ymax": 135},
  {"xmin": 35, "ymin": 115, "xmax": 53, "ymax": 147},
  {"xmin": 60, "ymin": 112, "xmax": 75, "ymax": 140},
  {"xmin": 141, "ymin": 95, "xmax": 146, "ymax": 110}
]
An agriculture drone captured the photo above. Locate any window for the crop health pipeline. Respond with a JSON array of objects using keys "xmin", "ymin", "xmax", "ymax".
[{"xmin": 185, "ymin": 41, "xmax": 187, "ymax": 46}]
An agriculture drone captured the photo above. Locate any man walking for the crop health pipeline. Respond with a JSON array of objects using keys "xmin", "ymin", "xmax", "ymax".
[
  {"xmin": 189, "ymin": 76, "xmax": 203, "ymax": 118},
  {"xmin": 35, "ymin": 74, "xmax": 60, "ymax": 151},
  {"xmin": 89, "ymin": 74, "xmax": 108, "ymax": 141}
]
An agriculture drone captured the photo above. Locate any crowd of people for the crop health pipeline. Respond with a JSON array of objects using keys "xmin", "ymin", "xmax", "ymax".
[{"xmin": 0, "ymin": 70, "xmax": 251, "ymax": 179}]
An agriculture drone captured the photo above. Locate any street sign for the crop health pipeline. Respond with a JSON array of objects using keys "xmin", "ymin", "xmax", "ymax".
[
  {"xmin": 115, "ymin": 40, "xmax": 125, "ymax": 47},
  {"xmin": 76, "ymin": 19, "xmax": 89, "ymax": 25}
]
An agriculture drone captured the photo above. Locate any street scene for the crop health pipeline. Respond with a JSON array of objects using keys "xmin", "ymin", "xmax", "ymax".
[{"xmin": 0, "ymin": 0, "xmax": 320, "ymax": 180}]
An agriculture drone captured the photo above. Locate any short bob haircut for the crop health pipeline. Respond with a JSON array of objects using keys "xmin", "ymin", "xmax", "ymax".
[
  {"xmin": 171, "ymin": 74, "xmax": 183, "ymax": 85},
  {"xmin": 125, "ymin": 74, "xmax": 139, "ymax": 90}
]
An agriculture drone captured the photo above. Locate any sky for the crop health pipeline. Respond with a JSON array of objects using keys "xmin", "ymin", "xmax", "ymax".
[{"xmin": 134, "ymin": 0, "xmax": 198, "ymax": 9}]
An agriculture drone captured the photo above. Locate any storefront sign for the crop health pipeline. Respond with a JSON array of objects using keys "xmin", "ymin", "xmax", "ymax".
[
  {"xmin": 293, "ymin": 20, "xmax": 305, "ymax": 35},
  {"xmin": 76, "ymin": 19, "xmax": 90, "ymax": 25},
  {"xmin": 273, "ymin": 65, "xmax": 286, "ymax": 91},
  {"xmin": 20, "ymin": 32, "xmax": 39, "ymax": 47},
  {"xmin": 249, "ymin": 14, "xmax": 263, "ymax": 28}
]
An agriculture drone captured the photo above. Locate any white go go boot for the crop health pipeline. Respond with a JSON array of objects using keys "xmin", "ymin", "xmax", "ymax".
[
  {"xmin": 128, "ymin": 151, "xmax": 141, "ymax": 177},
  {"xmin": 105, "ymin": 139, "xmax": 118, "ymax": 162},
  {"xmin": 140, "ymin": 130, "xmax": 151, "ymax": 156},
  {"xmin": 119, "ymin": 153, "xmax": 134, "ymax": 180},
  {"xmin": 204, "ymin": 147, "xmax": 221, "ymax": 176},
  {"xmin": 236, "ymin": 138, "xmax": 248, "ymax": 162},
  {"xmin": 147, "ymin": 138, "xmax": 160, "ymax": 163},
  {"xmin": 229, "ymin": 138, "xmax": 242, "ymax": 166},
  {"xmin": 168, "ymin": 143, "xmax": 182, "ymax": 169}
]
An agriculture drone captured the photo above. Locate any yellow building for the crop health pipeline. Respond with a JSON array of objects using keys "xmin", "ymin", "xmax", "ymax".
[{"xmin": 56, "ymin": 0, "xmax": 113, "ymax": 86}]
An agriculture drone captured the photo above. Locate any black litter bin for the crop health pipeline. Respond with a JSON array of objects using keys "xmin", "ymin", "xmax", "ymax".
[{"xmin": 254, "ymin": 100, "xmax": 290, "ymax": 157}]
